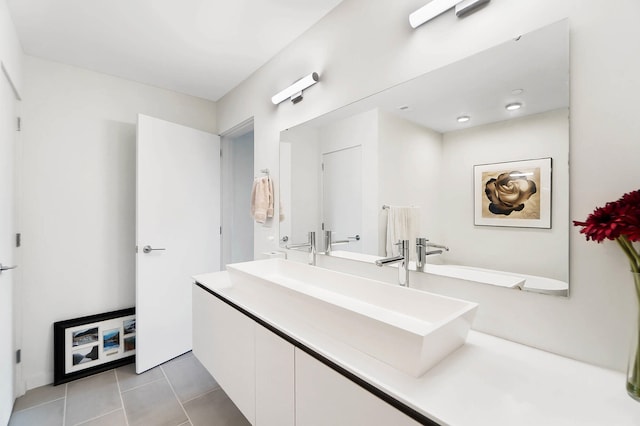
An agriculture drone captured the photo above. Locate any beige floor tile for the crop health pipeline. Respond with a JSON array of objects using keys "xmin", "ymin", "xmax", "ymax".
[
  {"xmin": 76, "ymin": 409, "xmax": 127, "ymax": 426},
  {"xmin": 122, "ymin": 378, "xmax": 187, "ymax": 426},
  {"xmin": 161, "ymin": 354, "xmax": 219, "ymax": 403},
  {"xmin": 8, "ymin": 399, "xmax": 64, "ymax": 426},
  {"xmin": 65, "ymin": 371, "xmax": 121, "ymax": 426},
  {"xmin": 10, "ymin": 351, "xmax": 235, "ymax": 426},
  {"xmin": 12, "ymin": 383, "xmax": 66, "ymax": 412},
  {"xmin": 116, "ymin": 363, "xmax": 164, "ymax": 392},
  {"xmin": 183, "ymin": 389, "xmax": 250, "ymax": 426}
]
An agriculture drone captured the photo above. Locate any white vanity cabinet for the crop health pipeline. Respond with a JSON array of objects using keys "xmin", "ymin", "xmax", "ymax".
[
  {"xmin": 192, "ymin": 284, "xmax": 256, "ymax": 424},
  {"xmin": 294, "ymin": 349, "xmax": 421, "ymax": 426},
  {"xmin": 255, "ymin": 324, "xmax": 295, "ymax": 426},
  {"xmin": 193, "ymin": 283, "xmax": 296, "ymax": 426},
  {"xmin": 193, "ymin": 282, "xmax": 423, "ymax": 426}
]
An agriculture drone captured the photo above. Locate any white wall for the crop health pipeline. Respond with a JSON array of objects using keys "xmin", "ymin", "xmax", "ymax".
[
  {"xmin": 441, "ymin": 109, "xmax": 569, "ymax": 281},
  {"xmin": 0, "ymin": 0, "xmax": 22, "ymax": 96},
  {"xmin": 217, "ymin": 0, "xmax": 640, "ymax": 371},
  {"xmin": 378, "ymin": 110, "xmax": 443, "ymax": 256},
  {"xmin": 20, "ymin": 55, "xmax": 216, "ymax": 388},
  {"xmin": 280, "ymin": 125, "xmax": 321, "ymax": 244}
]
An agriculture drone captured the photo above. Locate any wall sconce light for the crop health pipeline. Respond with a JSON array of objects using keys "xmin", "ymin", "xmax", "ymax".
[
  {"xmin": 409, "ymin": 0, "xmax": 490, "ymax": 29},
  {"xmin": 271, "ymin": 72, "xmax": 319, "ymax": 105}
]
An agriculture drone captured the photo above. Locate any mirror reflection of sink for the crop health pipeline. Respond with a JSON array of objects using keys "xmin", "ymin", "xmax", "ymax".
[
  {"xmin": 326, "ymin": 250, "xmax": 383, "ymax": 263},
  {"xmin": 328, "ymin": 250, "xmax": 525, "ymax": 289},
  {"xmin": 225, "ymin": 259, "xmax": 478, "ymax": 377}
]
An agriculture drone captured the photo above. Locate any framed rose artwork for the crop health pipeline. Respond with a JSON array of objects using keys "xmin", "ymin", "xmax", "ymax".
[{"xmin": 474, "ymin": 158, "xmax": 552, "ymax": 228}]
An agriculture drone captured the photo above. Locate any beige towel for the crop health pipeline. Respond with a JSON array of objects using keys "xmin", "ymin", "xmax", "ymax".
[
  {"xmin": 385, "ymin": 206, "xmax": 420, "ymax": 259},
  {"xmin": 251, "ymin": 176, "xmax": 274, "ymax": 223}
]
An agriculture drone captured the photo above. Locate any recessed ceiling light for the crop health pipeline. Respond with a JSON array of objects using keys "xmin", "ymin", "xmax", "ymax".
[
  {"xmin": 457, "ymin": 115, "xmax": 470, "ymax": 123},
  {"xmin": 505, "ymin": 102, "xmax": 522, "ymax": 111},
  {"xmin": 511, "ymin": 88, "xmax": 524, "ymax": 95}
]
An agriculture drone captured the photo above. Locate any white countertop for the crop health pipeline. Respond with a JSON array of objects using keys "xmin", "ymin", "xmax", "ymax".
[{"xmin": 194, "ymin": 271, "xmax": 640, "ymax": 426}]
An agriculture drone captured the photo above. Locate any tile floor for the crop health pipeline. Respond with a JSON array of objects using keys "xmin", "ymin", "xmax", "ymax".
[{"xmin": 9, "ymin": 352, "xmax": 251, "ymax": 426}]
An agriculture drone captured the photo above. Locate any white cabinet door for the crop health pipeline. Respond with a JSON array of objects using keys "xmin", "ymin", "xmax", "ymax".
[
  {"xmin": 295, "ymin": 349, "xmax": 421, "ymax": 426},
  {"xmin": 255, "ymin": 325, "xmax": 294, "ymax": 426},
  {"xmin": 192, "ymin": 284, "xmax": 218, "ymax": 382},
  {"xmin": 192, "ymin": 284, "xmax": 255, "ymax": 424},
  {"xmin": 136, "ymin": 114, "xmax": 220, "ymax": 373}
]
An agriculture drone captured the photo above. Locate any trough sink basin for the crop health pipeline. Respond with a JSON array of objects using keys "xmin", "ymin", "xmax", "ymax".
[{"xmin": 225, "ymin": 259, "xmax": 478, "ymax": 377}]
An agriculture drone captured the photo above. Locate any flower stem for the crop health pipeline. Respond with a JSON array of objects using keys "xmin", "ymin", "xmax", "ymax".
[
  {"xmin": 618, "ymin": 237, "xmax": 640, "ymax": 274},
  {"xmin": 628, "ymin": 272, "xmax": 640, "ymax": 401}
]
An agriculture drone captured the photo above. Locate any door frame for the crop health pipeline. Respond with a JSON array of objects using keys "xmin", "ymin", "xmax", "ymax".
[{"xmin": 2, "ymin": 63, "xmax": 24, "ymax": 401}]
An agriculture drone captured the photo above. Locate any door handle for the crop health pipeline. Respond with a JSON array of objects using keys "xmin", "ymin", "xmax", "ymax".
[
  {"xmin": 0, "ymin": 263, "xmax": 17, "ymax": 272},
  {"xmin": 142, "ymin": 245, "xmax": 166, "ymax": 254},
  {"xmin": 348, "ymin": 235, "xmax": 360, "ymax": 241}
]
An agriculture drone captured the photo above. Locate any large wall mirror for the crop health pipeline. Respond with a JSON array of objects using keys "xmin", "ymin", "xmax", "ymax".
[{"xmin": 279, "ymin": 20, "xmax": 570, "ymax": 296}]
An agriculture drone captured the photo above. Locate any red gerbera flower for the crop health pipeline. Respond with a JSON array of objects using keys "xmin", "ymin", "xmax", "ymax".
[
  {"xmin": 617, "ymin": 190, "xmax": 640, "ymax": 242},
  {"xmin": 573, "ymin": 189, "xmax": 640, "ymax": 274},
  {"xmin": 573, "ymin": 201, "xmax": 623, "ymax": 242}
]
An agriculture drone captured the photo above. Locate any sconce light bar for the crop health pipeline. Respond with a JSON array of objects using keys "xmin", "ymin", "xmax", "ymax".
[
  {"xmin": 410, "ymin": 0, "xmax": 490, "ymax": 28},
  {"xmin": 455, "ymin": 0, "xmax": 490, "ymax": 17},
  {"xmin": 271, "ymin": 72, "xmax": 319, "ymax": 105},
  {"xmin": 410, "ymin": 0, "xmax": 462, "ymax": 28}
]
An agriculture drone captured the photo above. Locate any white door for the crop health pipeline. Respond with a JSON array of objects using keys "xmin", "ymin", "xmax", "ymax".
[
  {"xmin": 322, "ymin": 146, "xmax": 362, "ymax": 253},
  {"xmin": 0, "ymin": 70, "xmax": 17, "ymax": 424},
  {"xmin": 136, "ymin": 114, "xmax": 220, "ymax": 373}
]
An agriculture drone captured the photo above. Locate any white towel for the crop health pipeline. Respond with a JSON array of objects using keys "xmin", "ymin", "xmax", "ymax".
[
  {"xmin": 251, "ymin": 176, "xmax": 274, "ymax": 223},
  {"xmin": 385, "ymin": 206, "xmax": 420, "ymax": 258}
]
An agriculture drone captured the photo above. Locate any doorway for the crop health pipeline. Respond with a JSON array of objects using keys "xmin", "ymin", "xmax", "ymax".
[{"xmin": 221, "ymin": 120, "xmax": 255, "ymax": 267}]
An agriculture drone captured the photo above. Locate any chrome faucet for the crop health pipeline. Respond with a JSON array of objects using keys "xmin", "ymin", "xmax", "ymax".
[
  {"xmin": 375, "ymin": 239, "xmax": 410, "ymax": 287},
  {"xmin": 286, "ymin": 231, "xmax": 317, "ymax": 265},
  {"xmin": 416, "ymin": 238, "xmax": 449, "ymax": 272},
  {"xmin": 324, "ymin": 230, "xmax": 360, "ymax": 254}
]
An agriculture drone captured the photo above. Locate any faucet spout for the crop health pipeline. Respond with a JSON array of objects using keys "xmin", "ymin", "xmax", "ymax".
[
  {"xmin": 416, "ymin": 237, "xmax": 448, "ymax": 272},
  {"xmin": 324, "ymin": 230, "xmax": 360, "ymax": 254},
  {"xmin": 374, "ymin": 255, "xmax": 404, "ymax": 266},
  {"xmin": 376, "ymin": 239, "xmax": 410, "ymax": 287},
  {"xmin": 285, "ymin": 231, "xmax": 316, "ymax": 265}
]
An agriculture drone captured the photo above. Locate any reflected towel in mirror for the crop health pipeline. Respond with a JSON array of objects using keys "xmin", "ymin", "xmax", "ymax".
[{"xmin": 385, "ymin": 206, "xmax": 420, "ymax": 259}]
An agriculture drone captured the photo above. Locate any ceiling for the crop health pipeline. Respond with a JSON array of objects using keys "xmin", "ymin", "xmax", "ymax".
[
  {"xmin": 7, "ymin": 0, "xmax": 344, "ymax": 101},
  {"xmin": 295, "ymin": 19, "xmax": 569, "ymax": 134}
]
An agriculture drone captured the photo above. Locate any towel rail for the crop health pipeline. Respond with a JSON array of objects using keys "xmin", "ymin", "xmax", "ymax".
[
  {"xmin": 382, "ymin": 204, "xmax": 418, "ymax": 210},
  {"xmin": 255, "ymin": 168, "xmax": 271, "ymax": 180}
]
